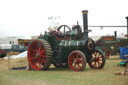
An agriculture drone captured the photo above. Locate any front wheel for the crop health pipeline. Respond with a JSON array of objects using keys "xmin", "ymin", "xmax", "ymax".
[
  {"xmin": 68, "ymin": 50, "xmax": 86, "ymax": 71},
  {"xmin": 88, "ymin": 49, "xmax": 106, "ymax": 69}
]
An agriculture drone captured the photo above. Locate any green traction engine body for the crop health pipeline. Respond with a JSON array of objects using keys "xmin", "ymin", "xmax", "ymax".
[
  {"xmin": 27, "ymin": 10, "xmax": 106, "ymax": 71},
  {"xmin": 39, "ymin": 30, "xmax": 95, "ymax": 68}
]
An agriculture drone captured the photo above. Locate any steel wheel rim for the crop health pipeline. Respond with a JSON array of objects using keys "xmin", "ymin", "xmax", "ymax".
[
  {"xmin": 89, "ymin": 50, "xmax": 104, "ymax": 69},
  {"xmin": 28, "ymin": 41, "xmax": 46, "ymax": 70},
  {"xmin": 68, "ymin": 52, "xmax": 84, "ymax": 71}
]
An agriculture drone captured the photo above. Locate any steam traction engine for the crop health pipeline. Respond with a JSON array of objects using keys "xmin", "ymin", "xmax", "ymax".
[{"xmin": 27, "ymin": 10, "xmax": 106, "ymax": 71}]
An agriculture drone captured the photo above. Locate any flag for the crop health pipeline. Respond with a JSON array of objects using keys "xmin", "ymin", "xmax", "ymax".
[{"xmin": 48, "ymin": 16, "xmax": 53, "ymax": 20}]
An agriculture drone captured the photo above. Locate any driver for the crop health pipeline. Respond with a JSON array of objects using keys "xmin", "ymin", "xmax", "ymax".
[
  {"xmin": 48, "ymin": 27, "xmax": 55, "ymax": 32},
  {"xmin": 48, "ymin": 27, "xmax": 61, "ymax": 38}
]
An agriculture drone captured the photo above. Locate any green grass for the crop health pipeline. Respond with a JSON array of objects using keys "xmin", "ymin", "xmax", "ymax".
[{"xmin": 0, "ymin": 56, "xmax": 128, "ymax": 85}]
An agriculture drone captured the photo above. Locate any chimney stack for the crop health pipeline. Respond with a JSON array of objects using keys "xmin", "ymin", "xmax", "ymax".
[{"xmin": 82, "ymin": 10, "xmax": 88, "ymax": 39}]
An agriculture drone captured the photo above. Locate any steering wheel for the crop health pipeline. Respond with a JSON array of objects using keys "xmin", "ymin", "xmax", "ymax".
[{"xmin": 57, "ymin": 25, "xmax": 71, "ymax": 34}]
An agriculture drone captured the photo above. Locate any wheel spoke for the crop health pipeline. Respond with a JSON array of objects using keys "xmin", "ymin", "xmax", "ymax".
[
  {"xmin": 99, "ymin": 58, "xmax": 103, "ymax": 61},
  {"xmin": 74, "ymin": 64, "xmax": 76, "ymax": 70},
  {"xmin": 41, "ymin": 55, "xmax": 46, "ymax": 57},
  {"xmin": 41, "ymin": 58, "xmax": 44, "ymax": 64},
  {"xmin": 98, "ymin": 62, "xmax": 100, "ymax": 67},
  {"xmin": 94, "ymin": 52, "xmax": 97, "ymax": 57},
  {"xmin": 30, "ymin": 57, "xmax": 37, "ymax": 60},
  {"xmin": 80, "ymin": 59, "xmax": 83, "ymax": 62},
  {"xmin": 76, "ymin": 53, "xmax": 80, "ymax": 60},
  {"xmin": 35, "ymin": 42, "xmax": 39, "ymax": 49},
  {"xmin": 33, "ymin": 63, "xmax": 37, "ymax": 67},
  {"xmin": 41, "ymin": 49, "xmax": 46, "ymax": 54},
  {"xmin": 98, "ymin": 53, "xmax": 101, "ymax": 58},
  {"xmin": 94, "ymin": 62, "xmax": 96, "ymax": 67},
  {"xmin": 30, "ymin": 48, "xmax": 37, "ymax": 52},
  {"xmin": 70, "ymin": 61, "xmax": 74, "ymax": 64},
  {"xmin": 71, "ymin": 55, "xmax": 75, "ymax": 60},
  {"xmin": 77, "ymin": 58, "xmax": 83, "ymax": 63},
  {"xmin": 40, "ymin": 58, "xmax": 43, "ymax": 64},
  {"xmin": 30, "ymin": 53, "xmax": 36, "ymax": 57},
  {"xmin": 77, "ymin": 64, "xmax": 82, "ymax": 69},
  {"xmin": 41, "ymin": 57, "xmax": 46, "ymax": 64},
  {"xmin": 98, "ymin": 61, "xmax": 102, "ymax": 65},
  {"xmin": 41, "ymin": 55, "xmax": 46, "ymax": 63},
  {"xmin": 72, "ymin": 63, "xmax": 75, "ymax": 67},
  {"xmin": 36, "ymin": 59, "xmax": 40, "ymax": 63},
  {"xmin": 36, "ymin": 60, "xmax": 42, "ymax": 68},
  {"xmin": 39, "ymin": 63, "xmax": 42, "ymax": 68}
]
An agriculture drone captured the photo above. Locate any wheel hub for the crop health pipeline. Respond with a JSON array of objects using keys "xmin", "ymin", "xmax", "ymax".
[
  {"xmin": 95, "ymin": 58, "xmax": 99, "ymax": 62},
  {"xmin": 74, "ymin": 59, "xmax": 77, "ymax": 64},
  {"xmin": 36, "ymin": 53, "xmax": 40, "ymax": 57}
]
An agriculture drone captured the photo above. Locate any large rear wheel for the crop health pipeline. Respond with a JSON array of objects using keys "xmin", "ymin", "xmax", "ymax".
[
  {"xmin": 27, "ymin": 39, "xmax": 52, "ymax": 70},
  {"xmin": 68, "ymin": 50, "xmax": 86, "ymax": 71},
  {"xmin": 88, "ymin": 49, "xmax": 106, "ymax": 69}
]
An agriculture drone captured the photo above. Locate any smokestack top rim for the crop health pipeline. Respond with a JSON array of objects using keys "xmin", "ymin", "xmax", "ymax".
[
  {"xmin": 82, "ymin": 10, "xmax": 88, "ymax": 14},
  {"xmin": 126, "ymin": 16, "xmax": 128, "ymax": 19}
]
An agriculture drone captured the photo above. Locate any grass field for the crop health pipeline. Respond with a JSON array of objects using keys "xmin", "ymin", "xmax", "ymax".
[{"xmin": 0, "ymin": 55, "xmax": 128, "ymax": 85}]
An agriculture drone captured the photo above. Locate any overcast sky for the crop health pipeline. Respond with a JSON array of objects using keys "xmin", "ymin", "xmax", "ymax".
[{"xmin": 0, "ymin": 0, "xmax": 128, "ymax": 38}]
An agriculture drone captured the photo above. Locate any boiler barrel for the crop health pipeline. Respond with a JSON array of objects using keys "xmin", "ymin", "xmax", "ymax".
[{"xmin": 59, "ymin": 38, "xmax": 95, "ymax": 53}]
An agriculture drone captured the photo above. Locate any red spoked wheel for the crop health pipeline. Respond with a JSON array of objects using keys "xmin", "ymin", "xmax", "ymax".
[
  {"xmin": 68, "ymin": 50, "xmax": 86, "ymax": 71},
  {"xmin": 88, "ymin": 49, "xmax": 106, "ymax": 69},
  {"xmin": 28, "ymin": 39, "xmax": 52, "ymax": 70}
]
